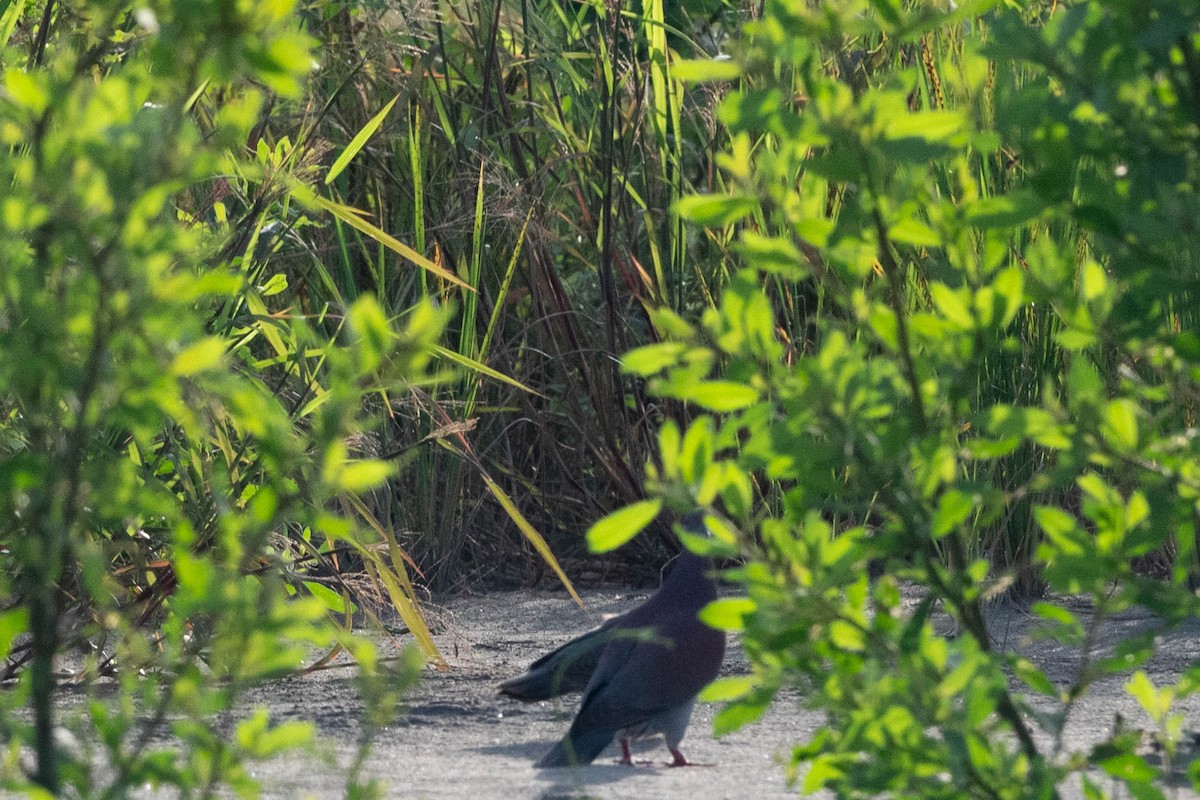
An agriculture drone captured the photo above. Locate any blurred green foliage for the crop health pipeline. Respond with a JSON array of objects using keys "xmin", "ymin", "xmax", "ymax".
[
  {"xmin": 0, "ymin": 0, "xmax": 439, "ymax": 795},
  {"xmin": 604, "ymin": 0, "xmax": 1200, "ymax": 796}
]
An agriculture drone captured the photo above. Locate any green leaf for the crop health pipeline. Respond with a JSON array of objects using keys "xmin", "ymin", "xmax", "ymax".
[
  {"xmin": 1126, "ymin": 671, "xmax": 1173, "ymax": 721},
  {"xmin": 678, "ymin": 530, "xmax": 739, "ymax": 559},
  {"xmin": 1011, "ymin": 657, "xmax": 1057, "ymax": 697},
  {"xmin": 1101, "ymin": 399, "xmax": 1139, "ymax": 451},
  {"xmin": 1080, "ymin": 260, "xmax": 1108, "ymax": 302},
  {"xmin": 964, "ymin": 436, "xmax": 1021, "ymax": 459},
  {"xmin": 930, "ymin": 282, "xmax": 974, "ymax": 329},
  {"xmin": 965, "ymin": 190, "xmax": 1048, "ymax": 228},
  {"xmin": 646, "ymin": 306, "xmax": 698, "ymax": 339},
  {"xmin": 1096, "ymin": 753, "xmax": 1156, "ymax": 783},
  {"xmin": 622, "ymin": 342, "xmax": 688, "ymax": 375},
  {"xmin": 259, "ymin": 273, "xmax": 288, "ymax": 296},
  {"xmin": 235, "ymin": 709, "xmax": 315, "ymax": 758},
  {"xmin": 698, "ymin": 597, "xmax": 755, "ymax": 630},
  {"xmin": 1067, "ymin": 357, "xmax": 1104, "ymax": 408},
  {"xmin": 712, "ymin": 699, "xmax": 768, "ymax": 736},
  {"xmin": 985, "ymin": 405, "xmax": 1071, "ymax": 448},
  {"xmin": 4, "ymin": 67, "xmax": 46, "ymax": 113},
  {"xmin": 675, "ymin": 380, "xmax": 758, "ymax": 411},
  {"xmin": 586, "ymin": 500, "xmax": 662, "ymax": 553},
  {"xmin": 737, "ymin": 232, "xmax": 808, "ymax": 278},
  {"xmin": 884, "ymin": 110, "xmax": 965, "ymax": 143},
  {"xmin": 658, "ymin": 420, "xmax": 682, "ymax": 480},
  {"xmin": 803, "ymin": 753, "xmax": 847, "ymax": 792},
  {"xmin": 0, "ymin": 608, "xmax": 28, "ymax": 661},
  {"xmin": 672, "ymin": 58, "xmax": 741, "ymax": 82},
  {"xmin": 1077, "ymin": 472, "xmax": 1119, "ymax": 505},
  {"xmin": 868, "ymin": 0, "xmax": 903, "ymax": 27},
  {"xmin": 303, "ymin": 581, "xmax": 355, "ymax": 614},
  {"xmin": 334, "ymin": 459, "xmax": 395, "ymax": 492},
  {"xmin": 1033, "ymin": 505, "xmax": 1078, "ymax": 540},
  {"xmin": 679, "ymin": 418, "xmax": 714, "ymax": 484},
  {"xmin": 1030, "ymin": 601, "xmax": 1081, "ymax": 629},
  {"xmin": 992, "ymin": 267, "xmax": 1026, "ymax": 327},
  {"xmin": 676, "ymin": 194, "xmax": 758, "ymax": 226},
  {"xmin": 700, "ymin": 675, "xmax": 757, "ymax": 702},
  {"xmin": 171, "ymin": 338, "xmax": 226, "ymax": 376},
  {"xmin": 889, "ymin": 216, "xmax": 941, "ymax": 247},
  {"xmin": 828, "ymin": 620, "xmax": 865, "ymax": 651},
  {"xmin": 348, "ymin": 295, "xmax": 392, "ymax": 373},
  {"xmin": 868, "ymin": 305, "xmax": 899, "ymax": 350},
  {"xmin": 932, "ymin": 490, "xmax": 973, "ymax": 537},
  {"xmin": 1056, "ymin": 326, "xmax": 1098, "ymax": 351}
]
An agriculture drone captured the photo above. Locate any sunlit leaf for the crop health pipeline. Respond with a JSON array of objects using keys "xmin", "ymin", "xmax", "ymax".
[
  {"xmin": 333, "ymin": 460, "xmax": 394, "ymax": 492},
  {"xmin": 676, "ymin": 194, "xmax": 758, "ymax": 226},
  {"xmin": 712, "ymin": 699, "xmax": 768, "ymax": 736},
  {"xmin": 259, "ymin": 273, "xmax": 288, "ymax": 296},
  {"xmin": 622, "ymin": 342, "xmax": 688, "ymax": 375},
  {"xmin": 672, "ymin": 58, "xmax": 742, "ymax": 82},
  {"xmin": 170, "ymin": 338, "xmax": 226, "ymax": 376},
  {"xmin": 699, "ymin": 597, "xmax": 755, "ymax": 630},
  {"xmin": 1101, "ymin": 399, "xmax": 1139, "ymax": 451},
  {"xmin": 302, "ymin": 581, "xmax": 355, "ymax": 615},
  {"xmin": 884, "ymin": 110, "xmax": 965, "ymax": 143},
  {"xmin": 700, "ymin": 675, "xmax": 757, "ymax": 702},
  {"xmin": 586, "ymin": 500, "xmax": 662, "ymax": 553},
  {"xmin": 930, "ymin": 283, "xmax": 974, "ymax": 329},
  {"xmin": 675, "ymin": 380, "xmax": 758, "ymax": 411},
  {"xmin": 0, "ymin": 608, "xmax": 28, "ymax": 661}
]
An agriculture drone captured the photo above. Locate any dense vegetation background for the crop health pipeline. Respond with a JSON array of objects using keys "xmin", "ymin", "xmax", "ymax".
[{"xmin": 2, "ymin": 0, "xmax": 1200, "ymax": 796}]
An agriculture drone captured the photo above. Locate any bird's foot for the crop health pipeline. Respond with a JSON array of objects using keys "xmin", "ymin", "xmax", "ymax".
[{"xmin": 668, "ymin": 748, "xmax": 715, "ymax": 768}]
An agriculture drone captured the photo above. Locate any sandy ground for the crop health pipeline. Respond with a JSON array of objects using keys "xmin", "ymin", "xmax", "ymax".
[{"xmin": 213, "ymin": 588, "xmax": 1200, "ymax": 800}]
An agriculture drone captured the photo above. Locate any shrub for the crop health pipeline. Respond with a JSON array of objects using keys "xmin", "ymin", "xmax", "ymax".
[
  {"xmin": 0, "ymin": 0, "xmax": 440, "ymax": 795},
  {"xmin": 606, "ymin": 1, "xmax": 1200, "ymax": 797}
]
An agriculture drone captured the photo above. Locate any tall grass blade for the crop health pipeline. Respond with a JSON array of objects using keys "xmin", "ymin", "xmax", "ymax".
[
  {"xmin": 298, "ymin": 190, "xmax": 473, "ymax": 290},
  {"xmin": 407, "ymin": 99, "xmax": 427, "ymax": 292},
  {"xmin": 0, "ymin": 0, "xmax": 24, "ymax": 50},
  {"xmin": 431, "ymin": 345, "xmax": 545, "ymax": 397},
  {"xmin": 478, "ymin": 207, "xmax": 530, "ymax": 367},
  {"xmin": 366, "ymin": 559, "xmax": 445, "ymax": 667},
  {"xmin": 478, "ymin": 466, "xmax": 584, "ymax": 608},
  {"xmin": 326, "ymin": 93, "xmax": 400, "ymax": 185},
  {"xmin": 458, "ymin": 159, "xmax": 486, "ymax": 359}
]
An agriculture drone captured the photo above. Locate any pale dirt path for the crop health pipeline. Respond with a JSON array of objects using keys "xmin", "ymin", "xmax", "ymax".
[
  {"xmin": 243, "ymin": 589, "xmax": 809, "ymax": 800},
  {"xmin": 234, "ymin": 590, "xmax": 1200, "ymax": 800}
]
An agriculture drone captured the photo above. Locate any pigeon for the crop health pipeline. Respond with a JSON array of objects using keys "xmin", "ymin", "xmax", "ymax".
[{"xmin": 500, "ymin": 519, "xmax": 725, "ymax": 768}]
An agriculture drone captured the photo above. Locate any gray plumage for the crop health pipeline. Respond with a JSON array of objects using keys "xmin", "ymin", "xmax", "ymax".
[
  {"xmin": 497, "ymin": 616, "xmax": 620, "ymax": 700},
  {"xmin": 502, "ymin": 542, "xmax": 725, "ymax": 768}
]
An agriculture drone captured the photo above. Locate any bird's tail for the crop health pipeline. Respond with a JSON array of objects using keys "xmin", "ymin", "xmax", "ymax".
[
  {"xmin": 497, "ymin": 668, "xmax": 560, "ymax": 702},
  {"xmin": 534, "ymin": 727, "xmax": 615, "ymax": 768},
  {"xmin": 499, "ymin": 627, "xmax": 610, "ymax": 701}
]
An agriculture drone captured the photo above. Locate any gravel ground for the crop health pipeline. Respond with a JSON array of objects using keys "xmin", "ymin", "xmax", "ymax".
[{"xmin": 210, "ymin": 587, "xmax": 1200, "ymax": 800}]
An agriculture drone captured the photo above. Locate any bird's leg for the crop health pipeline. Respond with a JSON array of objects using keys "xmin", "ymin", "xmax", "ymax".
[
  {"xmin": 668, "ymin": 747, "xmax": 714, "ymax": 768},
  {"xmin": 619, "ymin": 739, "xmax": 635, "ymax": 765}
]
